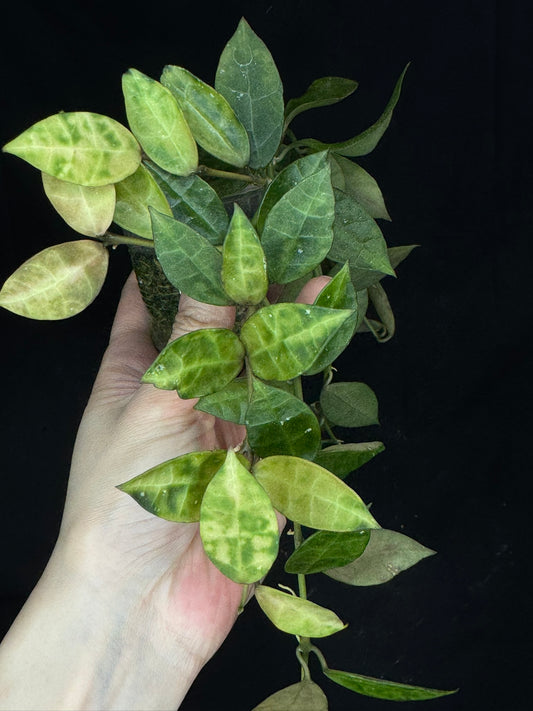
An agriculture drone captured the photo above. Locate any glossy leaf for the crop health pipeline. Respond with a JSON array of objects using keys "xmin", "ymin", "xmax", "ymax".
[
  {"xmin": 222, "ymin": 204, "xmax": 267, "ymax": 305},
  {"xmin": 142, "ymin": 328, "xmax": 244, "ymax": 398},
  {"xmin": 252, "ymin": 681, "xmax": 328, "ymax": 710},
  {"xmin": 367, "ymin": 282, "xmax": 395, "ymax": 342},
  {"xmin": 41, "ymin": 173, "xmax": 115, "ymax": 237},
  {"xmin": 122, "ymin": 68, "xmax": 197, "ymax": 176},
  {"xmin": 151, "ymin": 209, "xmax": 231, "ymax": 305},
  {"xmin": 200, "ymin": 450, "xmax": 279, "ymax": 583},
  {"xmin": 329, "ymin": 154, "xmax": 390, "ymax": 221},
  {"xmin": 161, "ymin": 65, "xmax": 250, "ymax": 167},
  {"xmin": 254, "ymin": 456, "xmax": 380, "ymax": 531},
  {"xmin": 285, "ymin": 76, "xmax": 358, "ymax": 126},
  {"xmin": 215, "ymin": 18, "xmax": 284, "ymax": 168},
  {"xmin": 325, "ymin": 529, "xmax": 435, "ymax": 586},
  {"xmin": 320, "ymin": 382, "xmax": 379, "ymax": 428},
  {"xmin": 240, "ymin": 303, "xmax": 353, "ymax": 381},
  {"xmin": 387, "ymin": 244, "xmax": 418, "ymax": 271},
  {"xmin": 323, "ymin": 668, "xmax": 456, "ymax": 701},
  {"xmin": 113, "ymin": 164, "xmax": 171, "ymax": 239},
  {"xmin": 194, "ymin": 378, "xmax": 249, "ymax": 424},
  {"xmin": 285, "ymin": 529, "xmax": 370, "ymax": 574},
  {"xmin": 3, "ymin": 112, "xmax": 140, "ymax": 186},
  {"xmin": 315, "ymin": 442, "xmax": 385, "ymax": 479},
  {"xmin": 0, "ymin": 240, "xmax": 108, "ymax": 320},
  {"xmin": 262, "ymin": 162, "xmax": 335, "ymax": 283},
  {"xmin": 246, "ymin": 379, "xmax": 321, "ymax": 460}
]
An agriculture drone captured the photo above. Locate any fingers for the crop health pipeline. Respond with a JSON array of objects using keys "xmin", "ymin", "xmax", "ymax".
[
  {"xmin": 295, "ymin": 275, "xmax": 331, "ymax": 304},
  {"xmin": 168, "ymin": 294, "xmax": 236, "ymax": 342}
]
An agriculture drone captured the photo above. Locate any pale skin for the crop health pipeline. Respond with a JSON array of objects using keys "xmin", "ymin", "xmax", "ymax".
[{"xmin": 0, "ymin": 272, "xmax": 329, "ymax": 711}]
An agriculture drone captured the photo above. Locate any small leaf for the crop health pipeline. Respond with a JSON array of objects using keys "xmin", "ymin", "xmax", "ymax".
[
  {"xmin": 367, "ymin": 282, "xmax": 395, "ymax": 342},
  {"xmin": 285, "ymin": 529, "xmax": 370, "ymax": 574},
  {"xmin": 222, "ymin": 204, "xmax": 267, "ymax": 305},
  {"xmin": 194, "ymin": 378, "xmax": 249, "ymax": 424},
  {"xmin": 285, "ymin": 76, "xmax": 358, "ymax": 126},
  {"xmin": 0, "ymin": 240, "xmax": 108, "ymax": 320},
  {"xmin": 113, "ymin": 164, "xmax": 172, "ymax": 239},
  {"xmin": 254, "ymin": 456, "xmax": 380, "ymax": 531},
  {"xmin": 200, "ymin": 450, "xmax": 279, "ymax": 584},
  {"xmin": 320, "ymin": 382, "xmax": 379, "ymax": 428},
  {"xmin": 325, "ymin": 529, "xmax": 436, "ymax": 586},
  {"xmin": 3, "ymin": 112, "xmax": 141, "ymax": 186},
  {"xmin": 252, "ymin": 681, "xmax": 328, "ymax": 710},
  {"xmin": 161, "ymin": 65, "xmax": 250, "ymax": 167},
  {"xmin": 323, "ymin": 668, "xmax": 457, "ymax": 701},
  {"xmin": 315, "ymin": 442, "xmax": 385, "ymax": 479},
  {"xmin": 387, "ymin": 244, "xmax": 418, "ymax": 271},
  {"xmin": 240, "ymin": 303, "xmax": 353, "ymax": 381},
  {"xmin": 215, "ymin": 18, "xmax": 284, "ymax": 168},
  {"xmin": 329, "ymin": 154, "xmax": 390, "ymax": 221},
  {"xmin": 142, "ymin": 328, "xmax": 244, "ymax": 398},
  {"xmin": 122, "ymin": 68, "xmax": 197, "ymax": 176},
  {"xmin": 41, "ymin": 173, "xmax": 115, "ymax": 237}
]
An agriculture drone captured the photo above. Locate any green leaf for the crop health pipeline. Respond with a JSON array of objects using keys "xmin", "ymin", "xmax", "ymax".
[
  {"xmin": 194, "ymin": 378, "xmax": 249, "ymax": 424},
  {"xmin": 252, "ymin": 681, "xmax": 328, "ymax": 710},
  {"xmin": 367, "ymin": 282, "xmax": 395, "ymax": 342},
  {"xmin": 387, "ymin": 244, "xmax": 418, "ymax": 271},
  {"xmin": 320, "ymin": 382, "xmax": 379, "ymax": 428},
  {"xmin": 323, "ymin": 668, "xmax": 456, "ymax": 701},
  {"xmin": 117, "ymin": 450, "xmax": 248, "ymax": 522},
  {"xmin": 325, "ymin": 529, "xmax": 436, "ymax": 586},
  {"xmin": 0, "ymin": 240, "xmax": 108, "ymax": 320},
  {"xmin": 142, "ymin": 328, "xmax": 244, "ymax": 398},
  {"xmin": 150, "ymin": 209, "xmax": 231, "ymax": 305},
  {"xmin": 285, "ymin": 76, "xmax": 358, "ymax": 127},
  {"xmin": 161, "ymin": 65, "xmax": 250, "ymax": 167},
  {"xmin": 3, "ymin": 112, "xmax": 141, "ymax": 187},
  {"xmin": 215, "ymin": 18, "xmax": 284, "ymax": 168},
  {"xmin": 315, "ymin": 442, "xmax": 385, "ymax": 479},
  {"xmin": 246, "ymin": 379, "xmax": 321, "ymax": 460},
  {"xmin": 329, "ymin": 154, "xmax": 390, "ymax": 221},
  {"xmin": 262, "ymin": 162, "xmax": 335, "ymax": 284},
  {"xmin": 122, "ymin": 68, "xmax": 197, "ymax": 176},
  {"xmin": 113, "ymin": 164, "xmax": 171, "ymax": 239},
  {"xmin": 240, "ymin": 303, "xmax": 353, "ymax": 381},
  {"xmin": 254, "ymin": 456, "xmax": 380, "ymax": 531},
  {"xmin": 255, "ymin": 585, "xmax": 346, "ymax": 638},
  {"xmin": 222, "ymin": 204, "xmax": 268, "ymax": 305},
  {"xmin": 200, "ymin": 450, "xmax": 279, "ymax": 583},
  {"xmin": 146, "ymin": 161, "xmax": 229, "ymax": 244},
  {"xmin": 41, "ymin": 173, "xmax": 115, "ymax": 237},
  {"xmin": 285, "ymin": 529, "xmax": 370, "ymax": 574}
]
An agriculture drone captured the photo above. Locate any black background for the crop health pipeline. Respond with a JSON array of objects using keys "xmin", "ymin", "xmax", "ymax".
[{"xmin": 0, "ymin": 1, "xmax": 530, "ymax": 709}]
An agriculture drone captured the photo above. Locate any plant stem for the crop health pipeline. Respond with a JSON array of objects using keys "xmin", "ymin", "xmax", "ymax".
[
  {"xmin": 197, "ymin": 165, "xmax": 268, "ymax": 185},
  {"xmin": 100, "ymin": 232, "xmax": 154, "ymax": 249}
]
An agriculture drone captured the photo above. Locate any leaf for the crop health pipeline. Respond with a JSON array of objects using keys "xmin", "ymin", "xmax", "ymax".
[
  {"xmin": 367, "ymin": 282, "xmax": 395, "ymax": 342},
  {"xmin": 215, "ymin": 18, "xmax": 284, "ymax": 169},
  {"xmin": 323, "ymin": 668, "xmax": 456, "ymax": 701},
  {"xmin": 150, "ymin": 209, "xmax": 231, "ymax": 305},
  {"xmin": 41, "ymin": 173, "xmax": 115, "ymax": 237},
  {"xmin": 285, "ymin": 76, "xmax": 358, "ymax": 127},
  {"xmin": 325, "ymin": 529, "xmax": 436, "ymax": 586},
  {"xmin": 387, "ymin": 244, "xmax": 418, "ymax": 271},
  {"xmin": 142, "ymin": 328, "xmax": 244, "ymax": 398},
  {"xmin": 240, "ymin": 303, "xmax": 353, "ymax": 381},
  {"xmin": 122, "ymin": 68, "xmax": 197, "ymax": 176},
  {"xmin": 252, "ymin": 681, "xmax": 328, "ymax": 710},
  {"xmin": 113, "ymin": 163, "xmax": 172, "ymax": 239},
  {"xmin": 3, "ymin": 112, "xmax": 141, "ymax": 186},
  {"xmin": 329, "ymin": 154, "xmax": 390, "ymax": 221},
  {"xmin": 255, "ymin": 585, "xmax": 346, "ymax": 638},
  {"xmin": 262, "ymin": 162, "xmax": 335, "ymax": 284},
  {"xmin": 285, "ymin": 529, "xmax": 370, "ymax": 574},
  {"xmin": 0, "ymin": 240, "xmax": 108, "ymax": 319},
  {"xmin": 146, "ymin": 161, "xmax": 228, "ymax": 244},
  {"xmin": 194, "ymin": 378, "xmax": 249, "ymax": 424},
  {"xmin": 200, "ymin": 450, "xmax": 279, "ymax": 584},
  {"xmin": 245, "ymin": 378, "xmax": 321, "ymax": 460},
  {"xmin": 161, "ymin": 65, "xmax": 250, "ymax": 167},
  {"xmin": 320, "ymin": 382, "xmax": 379, "ymax": 428},
  {"xmin": 253, "ymin": 456, "xmax": 380, "ymax": 531},
  {"xmin": 222, "ymin": 204, "xmax": 268, "ymax": 305},
  {"xmin": 315, "ymin": 442, "xmax": 385, "ymax": 480}
]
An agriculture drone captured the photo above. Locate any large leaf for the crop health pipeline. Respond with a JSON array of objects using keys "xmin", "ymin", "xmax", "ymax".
[
  {"xmin": 200, "ymin": 450, "xmax": 279, "ymax": 583},
  {"xmin": 285, "ymin": 529, "xmax": 370, "ymax": 574},
  {"xmin": 329, "ymin": 154, "xmax": 390, "ymax": 221},
  {"xmin": 325, "ymin": 529, "xmax": 435, "ymax": 586},
  {"xmin": 323, "ymin": 668, "xmax": 456, "ymax": 701},
  {"xmin": 222, "ymin": 204, "xmax": 268, "ymax": 305},
  {"xmin": 3, "ymin": 112, "xmax": 140, "ymax": 186},
  {"xmin": 321, "ymin": 381, "xmax": 379, "ymax": 428},
  {"xmin": 315, "ymin": 442, "xmax": 385, "ymax": 479},
  {"xmin": 240, "ymin": 303, "xmax": 353, "ymax": 381},
  {"xmin": 0, "ymin": 240, "xmax": 108, "ymax": 319},
  {"xmin": 194, "ymin": 378, "xmax": 249, "ymax": 424},
  {"xmin": 245, "ymin": 379, "xmax": 321, "ymax": 460},
  {"xmin": 215, "ymin": 18, "xmax": 284, "ymax": 168},
  {"xmin": 255, "ymin": 585, "xmax": 346, "ymax": 638},
  {"xmin": 254, "ymin": 456, "xmax": 380, "ymax": 531},
  {"xmin": 122, "ymin": 68, "xmax": 197, "ymax": 176},
  {"xmin": 151, "ymin": 209, "xmax": 231, "ymax": 305},
  {"xmin": 161, "ymin": 65, "xmax": 250, "ymax": 167},
  {"xmin": 41, "ymin": 173, "xmax": 115, "ymax": 237},
  {"xmin": 142, "ymin": 328, "xmax": 244, "ymax": 398},
  {"xmin": 285, "ymin": 76, "xmax": 358, "ymax": 127},
  {"xmin": 252, "ymin": 681, "xmax": 328, "ymax": 710},
  {"xmin": 113, "ymin": 164, "xmax": 172, "ymax": 239}
]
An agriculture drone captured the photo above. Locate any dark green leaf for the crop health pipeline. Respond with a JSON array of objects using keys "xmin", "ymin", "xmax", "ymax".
[
  {"xmin": 315, "ymin": 442, "xmax": 385, "ymax": 479},
  {"xmin": 222, "ymin": 204, "xmax": 268, "ymax": 305},
  {"xmin": 329, "ymin": 154, "xmax": 390, "ymax": 221},
  {"xmin": 387, "ymin": 244, "xmax": 419, "ymax": 271},
  {"xmin": 252, "ymin": 681, "xmax": 328, "ymax": 710},
  {"xmin": 323, "ymin": 668, "xmax": 456, "ymax": 701},
  {"xmin": 113, "ymin": 164, "xmax": 172, "ymax": 239},
  {"xmin": 285, "ymin": 529, "xmax": 370, "ymax": 574},
  {"xmin": 285, "ymin": 76, "xmax": 358, "ymax": 127},
  {"xmin": 194, "ymin": 378, "xmax": 249, "ymax": 424},
  {"xmin": 320, "ymin": 381, "xmax": 379, "ymax": 428},
  {"xmin": 367, "ymin": 282, "xmax": 395, "ymax": 342}
]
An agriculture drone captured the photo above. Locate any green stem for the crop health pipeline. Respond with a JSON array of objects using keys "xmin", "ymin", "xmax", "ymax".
[
  {"xmin": 101, "ymin": 232, "xmax": 154, "ymax": 249},
  {"xmin": 309, "ymin": 645, "xmax": 329, "ymax": 671},
  {"xmin": 273, "ymin": 140, "xmax": 310, "ymax": 164},
  {"xmin": 197, "ymin": 165, "xmax": 268, "ymax": 185}
]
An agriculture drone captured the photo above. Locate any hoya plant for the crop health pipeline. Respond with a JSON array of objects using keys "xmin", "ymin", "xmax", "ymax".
[{"xmin": 1, "ymin": 18, "xmax": 456, "ymax": 709}]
